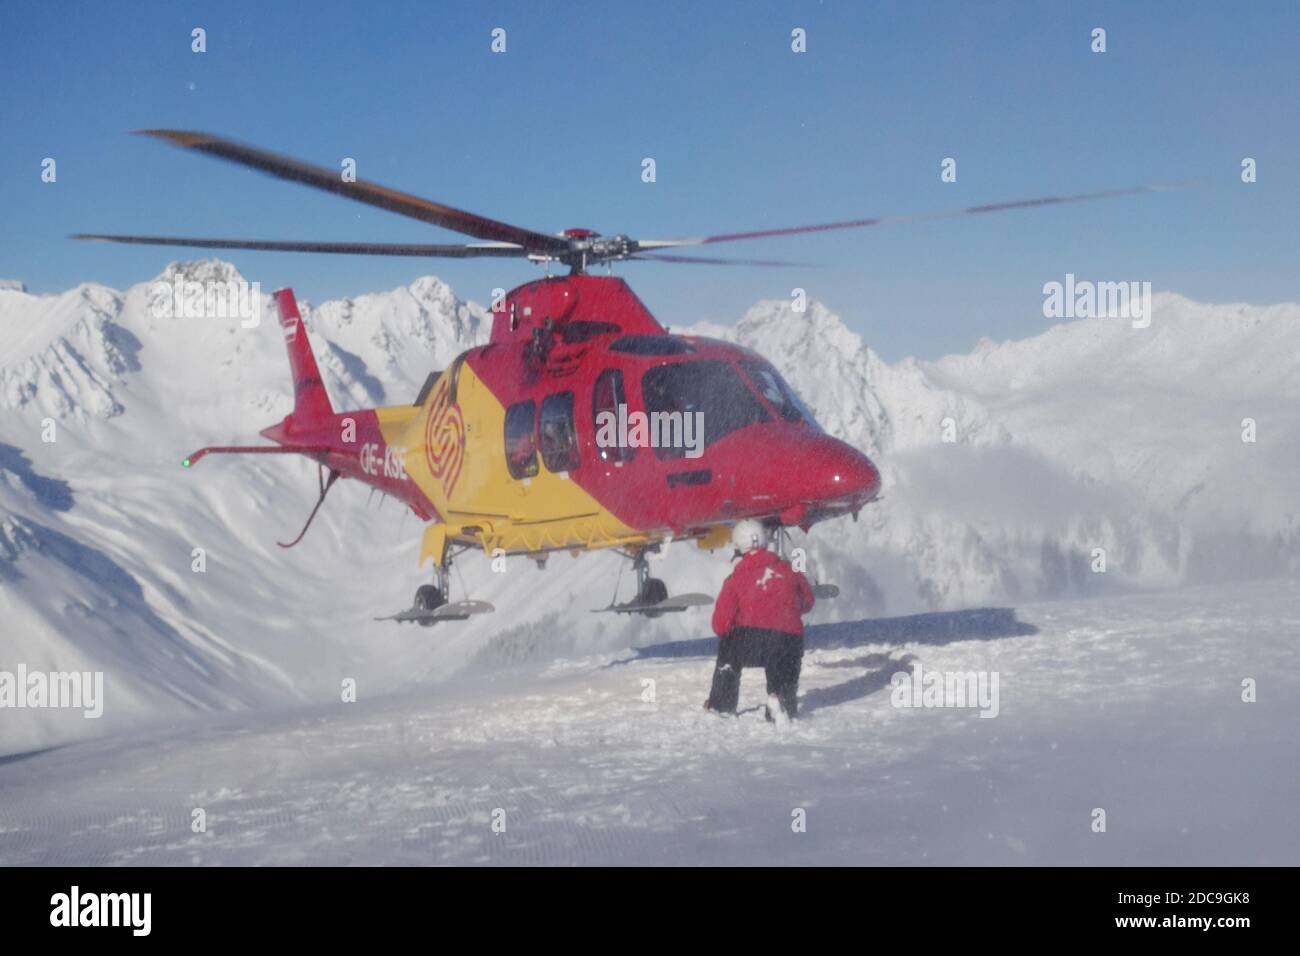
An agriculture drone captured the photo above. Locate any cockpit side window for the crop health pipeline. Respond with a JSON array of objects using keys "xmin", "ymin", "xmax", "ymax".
[
  {"xmin": 641, "ymin": 360, "xmax": 770, "ymax": 459},
  {"xmin": 593, "ymin": 369, "xmax": 635, "ymax": 462}
]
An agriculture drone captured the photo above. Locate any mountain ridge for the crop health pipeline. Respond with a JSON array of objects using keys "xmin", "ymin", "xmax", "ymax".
[{"xmin": 1, "ymin": 261, "xmax": 1296, "ymax": 753}]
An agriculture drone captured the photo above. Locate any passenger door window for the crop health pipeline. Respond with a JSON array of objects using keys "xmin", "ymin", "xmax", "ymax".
[
  {"xmin": 504, "ymin": 401, "xmax": 538, "ymax": 479},
  {"xmin": 539, "ymin": 392, "xmax": 580, "ymax": 473}
]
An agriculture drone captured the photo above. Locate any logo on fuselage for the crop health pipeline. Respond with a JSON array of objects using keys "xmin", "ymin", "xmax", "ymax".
[{"xmin": 424, "ymin": 376, "xmax": 465, "ymax": 497}]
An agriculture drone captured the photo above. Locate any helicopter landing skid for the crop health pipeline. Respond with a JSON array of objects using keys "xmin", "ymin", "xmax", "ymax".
[
  {"xmin": 593, "ymin": 592, "xmax": 714, "ymax": 615},
  {"xmin": 375, "ymin": 600, "xmax": 496, "ymax": 624}
]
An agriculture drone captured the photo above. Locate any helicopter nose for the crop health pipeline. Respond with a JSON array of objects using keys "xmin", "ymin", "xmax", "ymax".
[
  {"xmin": 809, "ymin": 436, "xmax": 881, "ymax": 504},
  {"xmin": 716, "ymin": 428, "xmax": 881, "ymax": 523}
]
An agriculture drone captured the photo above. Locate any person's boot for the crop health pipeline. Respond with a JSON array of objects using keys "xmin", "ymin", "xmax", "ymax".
[
  {"xmin": 707, "ymin": 663, "xmax": 740, "ymax": 715},
  {"xmin": 704, "ymin": 698, "xmax": 736, "ymax": 717}
]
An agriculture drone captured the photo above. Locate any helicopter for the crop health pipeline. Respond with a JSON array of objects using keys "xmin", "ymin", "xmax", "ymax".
[{"xmin": 75, "ymin": 130, "xmax": 1169, "ymax": 624}]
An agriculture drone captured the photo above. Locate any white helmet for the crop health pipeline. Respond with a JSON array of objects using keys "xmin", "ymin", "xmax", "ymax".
[{"xmin": 730, "ymin": 519, "xmax": 769, "ymax": 554}]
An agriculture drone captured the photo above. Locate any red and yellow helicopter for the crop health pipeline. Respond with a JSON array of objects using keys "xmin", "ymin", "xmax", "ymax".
[{"xmin": 76, "ymin": 131, "xmax": 1165, "ymax": 623}]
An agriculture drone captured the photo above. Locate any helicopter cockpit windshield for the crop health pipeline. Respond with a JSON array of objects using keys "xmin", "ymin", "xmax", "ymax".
[{"xmin": 738, "ymin": 359, "xmax": 821, "ymax": 429}]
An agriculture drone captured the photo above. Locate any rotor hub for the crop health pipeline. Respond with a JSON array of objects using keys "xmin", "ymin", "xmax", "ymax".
[{"xmin": 558, "ymin": 231, "xmax": 634, "ymax": 273}]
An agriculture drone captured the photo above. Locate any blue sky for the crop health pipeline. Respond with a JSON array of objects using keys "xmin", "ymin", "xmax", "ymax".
[{"xmin": 2, "ymin": 0, "xmax": 1296, "ymax": 359}]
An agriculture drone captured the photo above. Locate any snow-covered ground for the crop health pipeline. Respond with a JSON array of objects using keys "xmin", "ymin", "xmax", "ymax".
[
  {"xmin": 1, "ymin": 262, "xmax": 1297, "ymax": 864},
  {"xmin": 2, "ymin": 577, "xmax": 1295, "ymax": 865}
]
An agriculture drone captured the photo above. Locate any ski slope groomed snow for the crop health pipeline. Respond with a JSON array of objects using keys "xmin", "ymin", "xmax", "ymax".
[{"xmin": 1, "ymin": 578, "xmax": 1296, "ymax": 866}]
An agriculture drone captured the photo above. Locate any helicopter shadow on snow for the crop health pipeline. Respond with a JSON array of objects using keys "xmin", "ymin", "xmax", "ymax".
[{"xmin": 611, "ymin": 607, "xmax": 1038, "ymax": 714}]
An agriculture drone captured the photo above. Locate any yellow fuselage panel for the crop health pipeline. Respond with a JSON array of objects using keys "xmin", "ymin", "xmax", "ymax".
[{"xmin": 377, "ymin": 363, "xmax": 645, "ymax": 556}]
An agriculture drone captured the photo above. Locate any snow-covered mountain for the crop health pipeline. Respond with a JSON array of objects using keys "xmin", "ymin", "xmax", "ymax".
[
  {"xmin": 715, "ymin": 295, "xmax": 1300, "ymax": 609},
  {"xmin": 2, "ymin": 261, "xmax": 1297, "ymax": 754}
]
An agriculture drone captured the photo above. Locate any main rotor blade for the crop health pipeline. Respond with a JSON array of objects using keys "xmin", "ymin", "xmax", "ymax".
[
  {"xmin": 630, "ymin": 252, "xmax": 811, "ymax": 268},
  {"xmin": 133, "ymin": 129, "xmax": 569, "ymax": 255},
  {"xmin": 71, "ymin": 234, "xmax": 531, "ymax": 258},
  {"xmin": 640, "ymin": 181, "xmax": 1189, "ymax": 248}
]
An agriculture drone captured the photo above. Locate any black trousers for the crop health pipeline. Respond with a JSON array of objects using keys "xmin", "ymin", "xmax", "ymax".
[{"xmin": 708, "ymin": 626, "xmax": 803, "ymax": 716}]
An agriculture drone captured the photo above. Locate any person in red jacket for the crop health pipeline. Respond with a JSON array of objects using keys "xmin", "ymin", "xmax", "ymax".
[{"xmin": 706, "ymin": 519, "xmax": 815, "ymax": 721}]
